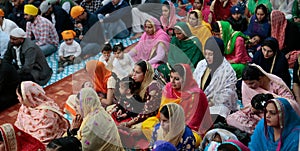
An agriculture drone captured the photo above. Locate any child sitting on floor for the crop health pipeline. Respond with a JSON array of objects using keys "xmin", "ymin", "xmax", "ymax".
[
  {"xmin": 64, "ymin": 81, "xmax": 93, "ymax": 122},
  {"xmin": 57, "ymin": 30, "xmax": 82, "ymax": 73},
  {"xmin": 112, "ymin": 42, "xmax": 135, "ymax": 79},
  {"xmin": 98, "ymin": 42, "xmax": 113, "ymax": 70},
  {"xmin": 112, "ymin": 77, "xmax": 143, "ymax": 123}
]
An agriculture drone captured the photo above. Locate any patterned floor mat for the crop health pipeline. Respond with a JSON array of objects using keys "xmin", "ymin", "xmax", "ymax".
[{"xmin": 45, "ymin": 37, "xmax": 139, "ymax": 87}]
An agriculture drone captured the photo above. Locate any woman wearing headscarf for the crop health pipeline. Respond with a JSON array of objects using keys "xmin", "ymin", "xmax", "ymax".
[
  {"xmin": 241, "ymin": 64, "xmax": 300, "ymax": 115},
  {"xmin": 193, "ymin": 37, "xmax": 238, "ymax": 122},
  {"xmin": 187, "ymin": 10, "xmax": 212, "ymax": 51},
  {"xmin": 85, "ymin": 60, "xmax": 117, "ymax": 106},
  {"xmin": 0, "ymin": 123, "xmax": 46, "ymax": 151},
  {"xmin": 249, "ymin": 98, "xmax": 300, "ymax": 150},
  {"xmin": 244, "ymin": 4, "xmax": 271, "ymax": 39},
  {"xmin": 129, "ymin": 17, "xmax": 170, "ymax": 69},
  {"xmin": 160, "ymin": 1, "xmax": 177, "ymax": 33},
  {"xmin": 252, "ymin": 37, "xmax": 291, "ymax": 88},
  {"xmin": 142, "ymin": 63, "xmax": 212, "ymax": 148},
  {"xmin": 73, "ymin": 87, "xmax": 124, "ymax": 151},
  {"xmin": 212, "ymin": 21, "xmax": 251, "ymax": 78},
  {"xmin": 168, "ymin": 22, "xmax": 203, "ymax": 70},
  {"xmin": 244, "ymin": 0, "xmax": 272, "ymax": 17},
  {"xmin": 270, "ymin": 10, "xmax": 300, "ymax": 68},
  {"xmin": 209, "ymin": 0, "xmax": 233, "ymax": 23},
  {"xmin": 14, "ymin": 81, "xmax": 69, "ymax": 145},
  {"xmin": 150, "ymin": 103, "xmax": 196, "ymax": 150}
]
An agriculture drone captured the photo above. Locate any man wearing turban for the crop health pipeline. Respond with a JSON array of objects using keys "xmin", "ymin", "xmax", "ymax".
[{"xmin": 23, "ymin": 4, "xmax": 59, "ymax": 56}]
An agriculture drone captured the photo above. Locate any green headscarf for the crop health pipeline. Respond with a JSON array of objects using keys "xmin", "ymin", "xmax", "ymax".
[
  {"xmin": 292, "ymin": 0, "xmax": 300, "ymax": 18},
  {"xmin": 217, "ymin": 21, "xmax": 249, "ymax": 55},
  {"xmin": 247, "ymin": 0, "xmax": 272, "ymax": 15},
  {"xmin": 169, "ymin": 22, "xmax": 203, "ymax": 69}
]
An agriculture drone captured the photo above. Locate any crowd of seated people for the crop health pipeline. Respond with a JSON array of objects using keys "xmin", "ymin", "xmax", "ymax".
[{"xmin": 2, "ymin": 0, "xmax": 300, "ymax": 150}]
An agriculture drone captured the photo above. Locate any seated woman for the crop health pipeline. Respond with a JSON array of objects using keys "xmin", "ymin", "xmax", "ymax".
[
  {"xmin": 168, "ymin": 22, "xmax": 203, "ymax": 70},
  {"xmin": 241, "ymin": 64, "xmax": 300, "ymax": 115},
  {"xmin": 160, "ymin": 1, "xmax": 177, "ymax": 34},
  {"xmin": 252, "ymin": 37, "xmax": 291, "ymax": 88},
  {"xmin": 244, "ymin": 4, "xmax": 271, "ymax": 39},
  {"xmin": 226, "ymin": 93, "xmax": 273, "ymax": 134},
  {"xmin": 187, "ymin": 10, "xmax": 212, "ymax": 51},
  {"xmin": 85, "ymin": 60, "xmax": 118, "ymax": 107},
  {"xmin": 249, "ymin": 98, "xmax": 300, "ymax": 150},
  {"xmin": 270, "ymin": 10, "xmax": 300, "ymax": 68},
  {"xmin": 129, "ymin": 17, "xmax": 170, "ymax": 69},
  {"xmin": 0, "ymin": 123, "xmax": 45, "ymax": 151},
  {"xmin": 199, "ymin": 128, "xmax": 238, "ymax": 151},
  {"xmin": 150, "ymin": 103, "xmax": 196, "ymax": 150},
  {"xmin": 217, "ymin": 139, "xmax": 250, "ymax": 151},
  {"xmin": 212, "ymin": 21, "xmax": 251, "ymax": 78},
  {"xmin": 209, "ymin": 0, "xmax": 233, "ymax": 23},
  {"xmin": 71, "ymin": 87, "xmax": 123, "ymax": 150},
  {"xmin": 14, "ymin": 81, "xmax": 69, "ymax": 145},
  {"xmin": 244, "ymin": 0, "xmax": 272, "ymax": 17},
  {"xmin": 193, "ymin": 37, "xmax": 238, "ymax": 121}
]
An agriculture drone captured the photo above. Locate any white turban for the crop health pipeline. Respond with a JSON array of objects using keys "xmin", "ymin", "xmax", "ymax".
[{"xmin": 10, "ymin": 28, "xmax": 26, "ymax": 38}]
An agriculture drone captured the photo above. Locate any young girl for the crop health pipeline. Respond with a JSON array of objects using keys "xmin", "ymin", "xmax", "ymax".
[
  {"xmin": 98, "ymin": 42, "xmax": 114, "ymax": 70},
  {"xmin": 112, "ymin": 77, "xmax": 143, "ymax": 123},
  {"xmin": 112, "ymin": 42, "xmax": 135, "ymax": 79},
  {"xmin": 57, "ymin": 30, "xmax": 82, "ymax": 73}
]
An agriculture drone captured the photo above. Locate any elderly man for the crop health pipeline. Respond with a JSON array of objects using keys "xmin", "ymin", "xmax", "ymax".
[
  {"xmin": 24, "ymin": 4, "xmax": 59, "ymax": 56},
  {"xmin": 3, "ymin": 28, "xmax": 53, "ymax": 86}
]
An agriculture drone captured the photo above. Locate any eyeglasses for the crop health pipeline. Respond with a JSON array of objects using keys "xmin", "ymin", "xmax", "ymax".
[{"xmin": 65, "ymin": 39, "xmax": 73, "ymax": 41}]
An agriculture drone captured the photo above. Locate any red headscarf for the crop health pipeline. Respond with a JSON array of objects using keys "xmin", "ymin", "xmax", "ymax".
[
  {"xmin": 162, "ymin": 64, "xmax": 212, "ymax": 134},
  {"xmin": 85, "ymin": 60, "xmax": 112, "ymax": 94},
  {"xmin": 271, "ymin": 10, "xmax": 287, "ymax": 50},
  {"xmin": 0, "ymin": 123, "xmax": 45, "ymax": 151}
]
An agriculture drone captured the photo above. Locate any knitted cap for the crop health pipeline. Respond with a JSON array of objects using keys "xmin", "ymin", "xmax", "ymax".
[
  {"xmin": 24, "ymin": 4, "xmax": 39, "ymax": 16},
  {"xmin": 70, "ymin": 6, "xmax": 84, "ymax": 19},
  {"xmin": 10, "ymin": 28, "xmax": 26, "ymax": 38}
]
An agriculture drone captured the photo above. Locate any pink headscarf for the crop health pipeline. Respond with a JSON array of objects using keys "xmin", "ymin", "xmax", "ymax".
[
  {"xmin": 131, "ymin": 17, "xmax": 170, "ymax": 63},
  {"xmin": 15, "ymin": 81, "xmax": 69, "ymax": 145},
  {"xmin": 160, "ymin": 1, "xmax": 177, "ymax": 32},
  {"xmin": 271, "ymin": 10, "xmax": 287, "ymax": 50}
]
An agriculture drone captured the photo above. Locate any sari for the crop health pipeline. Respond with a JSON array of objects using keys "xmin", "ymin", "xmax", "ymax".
[
  {"xmin": 241, "ymin": 64, "xmax": 300, "ymax": 115},
  {"xmin": 187, "ymin": 10, "xmax": 212, "ymax": 51},
  {"xmin": 14, "ymin": 81, "xmax": 69, "ymax": 145},
  {"xmin": 85, "ymin": 60, "xmax": 112, "ymax": 94},
  {"xmin": 168, "ymin": 22, "xmax": 203, "ymax": 69},
  {"xmin": 0, "ymin": 123, "xmax": 45, "ymax": 151},
  {"xmin": 249, "ymin": 98, "xmax": 300, "ymax": 151},
  {"xmin": 129, "ymin": 17, "xmax": 170, "ymax": 68},
  {"xmin": 218, "ymin": 21, "xmax": 251, "ymax": 78},
  {"xmin": 247, "ymin": 0, "xmax": 272, "ymax": 15},
  {"xmin": 75, "ymin": 88, "xmax": 124, "ymax": 151},
  {"xmin": 150, "ymin": 103, "xmax": 195, "ymax": 150},
  {"xmin": 193, "ymin": 37, "xmax": 238, "ymax": 118},
  {"xmin": 160, "ymin": 1, "xmax": 177, "ymax": 32}
]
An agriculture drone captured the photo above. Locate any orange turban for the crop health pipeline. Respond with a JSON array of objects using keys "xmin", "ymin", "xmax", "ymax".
[
  {"xmin": 70, "ymin": 6, "xmax": 84, "ymax": 19},
  {"xmin": 61, "ymin": 30, "xmax": 76, "ymax": 40}
]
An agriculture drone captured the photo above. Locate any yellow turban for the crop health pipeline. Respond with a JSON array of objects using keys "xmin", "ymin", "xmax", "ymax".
[
  {"xmin": 24, "ymin": 4, "xmax": 38, "ymax": 16},
  {"xmin": 61, "ymin": 30, "xmax": 76, "ymax": 40},
  {"xmin": 70, "ymin": 6, "xmax": 84, "ymax": 19}
]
